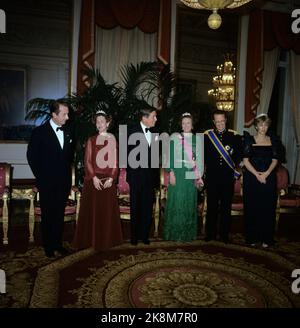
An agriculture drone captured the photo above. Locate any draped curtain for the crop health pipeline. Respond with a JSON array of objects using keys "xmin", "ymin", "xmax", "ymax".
[
  {"xmin": 94, "ymin": 0, "xmax": 159, "ymax": 32},
  {"xmin": 248, "ymin": 47, "xmax": 280, "ymax": 135},
  {"xmin": 245, "ymin": 9, "xmax": 300, "ymax": 183},
  {"xmin": 95, "ymin": 26, "xmax": 157, "ymax": 85},
  {"xmin": 256, "ymin": 48, "xmax": 280, "ymax": 116},
  {"xmin": 245, "ymin": 10, "xmax": 300, "ymax": 126},
  {"xmin": 77, "ymin": 0, "xmax": 171, "ymax": 93},
  {"xmin": 289, "ymin": 51, "xmax": 300, "ymax": 183}
]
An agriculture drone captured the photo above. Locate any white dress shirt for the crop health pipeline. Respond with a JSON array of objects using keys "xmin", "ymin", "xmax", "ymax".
[
  {"xmin": 140, "ymin": 122, "xmax": 151, "ymax": 146},
  {"xmin": 50, "ymin": 119, "xmax": 64, "ymax": 149}
]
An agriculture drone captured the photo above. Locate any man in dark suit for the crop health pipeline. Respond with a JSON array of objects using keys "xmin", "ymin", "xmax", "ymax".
[
  {"xmin": 204, "ymin": 110, "xmax": 242, "ymax": 243},
  {"xmin": 126, "ymin": 107, "xmax": 159, "ymax": 245},
  {"xmin": 27, "ymin": 100, "xmax": 74, "ymax": 257}
]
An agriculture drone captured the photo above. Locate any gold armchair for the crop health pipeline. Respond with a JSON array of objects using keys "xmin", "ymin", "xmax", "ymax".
[
  {"xmin": 276, "ymin": 165, "xmax": 300, "ymax": 231},
  {"xmin": 28, "ymin": 166, "xmax": 81, "ymax": 242},
  {"xmin": 117, "ymin": 168, "xmax": 131, "ymax": 221},
  {"xmin": 0, "ymin": 163, "xmax": 11, "ymax": 245}
]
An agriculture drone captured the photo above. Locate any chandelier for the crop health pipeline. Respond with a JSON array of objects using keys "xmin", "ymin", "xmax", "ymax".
[
  {"xmin": 208, "ymin": 55, "xmax": 236, "ymax": 111},
  {"xmin": 180, "ymin": 0, "xmax": 253, "ymax": 29}
]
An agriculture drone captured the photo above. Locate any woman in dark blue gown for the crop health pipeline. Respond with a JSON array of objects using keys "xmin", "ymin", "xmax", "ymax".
[{"xmin": 243, "ymin": 114, "xmax": 282, "ymax": 248}]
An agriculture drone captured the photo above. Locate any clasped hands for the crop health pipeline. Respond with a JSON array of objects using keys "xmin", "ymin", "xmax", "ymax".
[
  {"xmin": 169, "ymin": 171, "xmax": 204, "ymax": 189},
  {"xmin": 93, "ymin": 176, "xmax": 113, "ymax": 190},
  {"xmin": 255, "ymin": 171, "xmax": 269, "ymax": 184}
]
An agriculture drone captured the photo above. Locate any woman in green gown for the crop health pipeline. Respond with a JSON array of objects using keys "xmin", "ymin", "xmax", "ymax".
[{"xmin": 163, "ymin": 113, "xmax": 204, "ymax": 242}]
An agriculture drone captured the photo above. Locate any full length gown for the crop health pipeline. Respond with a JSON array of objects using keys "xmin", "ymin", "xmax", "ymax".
[
  {"xmin": 163, "ymin": 133, "xmax": 202, "ymax": 242},
  {"xmin": 73, "ymin": 134, "xmax": 123, "ymax": 251},
  {"xmin": 243, "ymin": 132, "xmax": 280, "ymax": 245}
]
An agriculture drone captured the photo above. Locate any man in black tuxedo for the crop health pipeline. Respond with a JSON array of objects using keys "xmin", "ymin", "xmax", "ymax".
[
  {"xmin": 27, "ymin": 101, "xmax": 74, "ymax": 257},
  {"xmin": 126, "ymin": 108, "xmax": 159, "ymax": 245}
]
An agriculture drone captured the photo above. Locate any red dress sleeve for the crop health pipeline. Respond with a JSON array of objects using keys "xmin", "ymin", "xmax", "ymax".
[{"xmin": 84, "ymin": 137, "xmax": 95, "ymax": 181}]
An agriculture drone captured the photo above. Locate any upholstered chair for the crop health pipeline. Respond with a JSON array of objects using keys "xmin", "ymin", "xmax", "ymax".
[
  {"xmin": 276, "ymin": 165, "xmax": 300, "ymax": 230},
  {"xmin": 231, "ymin": 176, "xmax": 244, "ymax": 216},
  {"xmin": 117, "ymin": 168, "xmax": 131, "ymax": 221}
]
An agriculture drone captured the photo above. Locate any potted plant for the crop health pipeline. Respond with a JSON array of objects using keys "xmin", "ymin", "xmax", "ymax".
[{"xmin": 25, "ymin": 61, "xmax": 191, "ymax": 186}]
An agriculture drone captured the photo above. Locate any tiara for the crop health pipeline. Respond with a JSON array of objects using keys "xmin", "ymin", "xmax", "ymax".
[
  {"xmin": 182, "ymin": 112, "xmax": 192, "ymax": 117},
  {"xmin": 255, "ymin": 113, "xmax": 268, "ymax": 119},
  {"xmin": 95, "ymin": 109, "xmax": 107, "ymax": 115}
]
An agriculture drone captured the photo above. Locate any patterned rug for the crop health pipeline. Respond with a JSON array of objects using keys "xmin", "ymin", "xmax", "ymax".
[{"xmin": 19, "ymin": 238, "xmax": 300, "ymax": 308}]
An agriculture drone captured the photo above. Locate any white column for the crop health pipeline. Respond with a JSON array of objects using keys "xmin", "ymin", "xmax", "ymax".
[
  {"xmin": 235, "ymin": 15, "xmax": 249, "ymax": 134},
  {"xmin": 170, "ymin": 0, "xmax": 178, "ymax": 72},
  {"xmin": 70, "ymin": 0, "xmax": 82, "ymax": 93}
]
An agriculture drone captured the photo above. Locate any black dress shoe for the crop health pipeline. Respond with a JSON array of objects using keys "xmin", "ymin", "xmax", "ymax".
[
  {"xmin": 143, "ymin": 239, "xmax": 150, "ymax": 245},
  {"xmin": 130, "ymin": 239, "xmax": 138, "ymax": 246},
  {"xmin": 45, "ymin": 250, "xmax": 55, "ymax": 258},
  {"xmin": 221, "ymin": 238, "xmax": 229, "ymax": 244},
  {"xmin": 55, "ymin": 247, "xmax": 70, "ymax": 256},
  {"xmin": 220, "ymin": 236, "xmax": 230, "ymax": 244}
]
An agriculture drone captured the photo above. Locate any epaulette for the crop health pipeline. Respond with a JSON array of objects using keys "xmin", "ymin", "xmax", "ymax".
[
  {"xmin": 228, "ymin": 129, "xmax": 238, "ymax": 135},
  {"xmin": 204, "ymin": 129, "xmax": 213, "ymax": 135}
]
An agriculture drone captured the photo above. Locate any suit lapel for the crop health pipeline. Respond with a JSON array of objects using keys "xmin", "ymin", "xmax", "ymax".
[
  {"xmin": 46, "ymin": 121, "xmax": 63, "ymax": 151},
  {"xmin": 140, "ymin": 123, "xmax": 153, "ymax": 148},
  {"xmin": 63, "ymin": 130, "xmax": 68, "ymax": 151},
  {"xmin": 63, "ymin": 129, "xmax": 73, "ymax": 154},
  {"xmin": 136, "ymin": 124, "xmax": 149, "ymax": 147}
]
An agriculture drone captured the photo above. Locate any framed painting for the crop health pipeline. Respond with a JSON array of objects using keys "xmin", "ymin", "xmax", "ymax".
[
  {"xmin": 0, "ymin": 66, "xmax": 27, "ymax": 127},
  {"xmin": 177, "ymin": 79, "xmax": 197, "ymax": 102},
  {"xmin": 0, "ymin": 66, "xmax": 32, "ymax": 140}
]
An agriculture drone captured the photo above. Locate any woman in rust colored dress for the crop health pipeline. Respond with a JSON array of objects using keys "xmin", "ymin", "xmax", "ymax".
[{"xmin": 73, "ymin": 110, "xmax": 123, "ymax": 251}]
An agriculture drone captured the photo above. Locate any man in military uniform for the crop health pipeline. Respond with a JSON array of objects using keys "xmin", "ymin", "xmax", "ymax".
[{"xmin": 204, "ymin": 110, "xmax": 242, "ymax": 243}]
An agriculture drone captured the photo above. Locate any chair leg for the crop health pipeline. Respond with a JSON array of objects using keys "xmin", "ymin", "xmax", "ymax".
[
  {"xmin": 29, "ymin": 197, "xmax": 35, "ymax": 243},
  {"xmin": 202, "ymin": 192, "xmax": 207, "ymax": 236},
  {"xmin": 2, "ymin": 196, "xmax": 8, "ymax": 245},
  {"xmin": 76, "ymin": 192, "xmax": 81, "ymax": 223},
  {"xmin": 153, "ymin": 190, "xmax": 160, "ymax": 237},
  {"xmin": 275, "ymin": 195, "xmax": 280, "ymax": 232}
]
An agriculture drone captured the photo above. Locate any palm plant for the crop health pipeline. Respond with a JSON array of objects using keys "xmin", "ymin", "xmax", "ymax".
[{"xmin": 25, "ymin": 61, "xmax": 192, "ymax": 186}]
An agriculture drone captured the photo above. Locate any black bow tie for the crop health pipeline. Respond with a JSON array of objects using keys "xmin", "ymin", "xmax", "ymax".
[
  {"xmin": 145, "ymin": 128, "xmax": 150, "ymax": 133},
  {"xmin": 56, "ymin": 126, "xmax": 63, "ymax": 132}
]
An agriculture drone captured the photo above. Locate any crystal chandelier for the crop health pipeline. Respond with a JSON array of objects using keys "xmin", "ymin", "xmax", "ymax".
[
  {"xmin": 208, "ymin": 56, "xmax": 236, "ymax": 111},
  {"xmin": 180, "ymin": 0, "xmax": 253, "ymax": 29}
]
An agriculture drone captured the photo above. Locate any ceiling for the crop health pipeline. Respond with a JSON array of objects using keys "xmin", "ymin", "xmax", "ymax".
[{"xmin": 178, "ymin": 0, "xmax": 300, "ymax": 14}]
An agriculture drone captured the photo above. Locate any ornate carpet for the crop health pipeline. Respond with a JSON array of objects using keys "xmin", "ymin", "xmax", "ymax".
[{"xmin": 1, "ymin": 237, "xmax": 300, "ymax": 308}]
